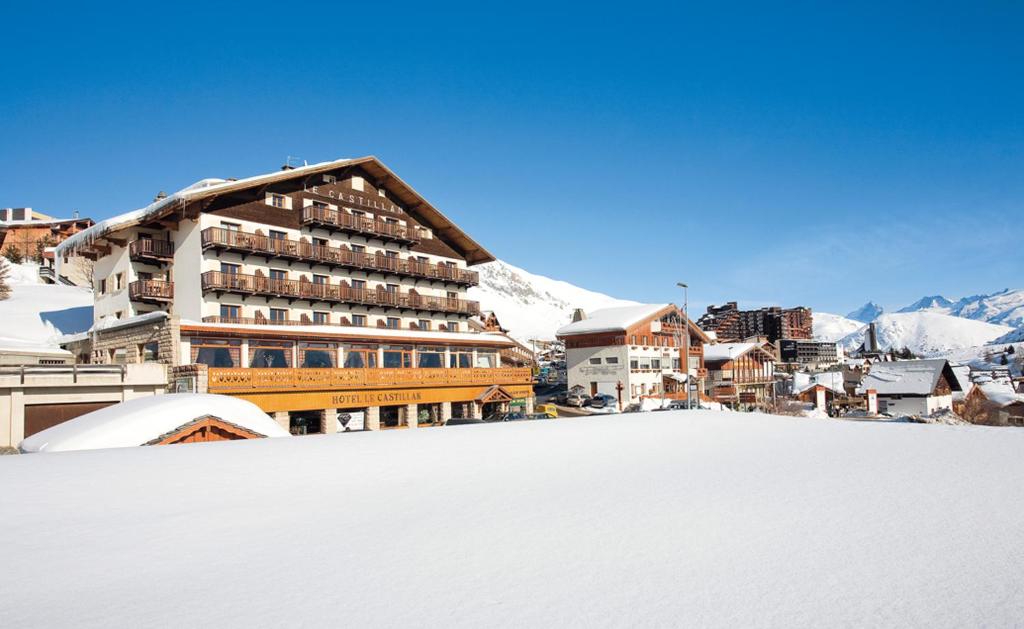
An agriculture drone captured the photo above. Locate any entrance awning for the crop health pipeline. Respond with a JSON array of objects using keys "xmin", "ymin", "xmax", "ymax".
[{"xmin": 475, "ymin": 385, "xmax": 515, "ymax": 404}]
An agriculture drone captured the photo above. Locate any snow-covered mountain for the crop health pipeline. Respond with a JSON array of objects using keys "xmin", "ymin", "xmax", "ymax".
[
  {"xmin": 812, "ymin": 312, "xmax": 863, "ymax": 343},
  {"xmin": 846, "ymin": 302, "xmax": 883, "ymax": 323},
  {"xmin": 896, "ymin": 295, "xmax": 954, "ymax": 313},
  {"xmin": 468, "ymin": 259, "xmax": 638, "ymax": 342},
  {"xmin": 838, "ymin": 312, "xmax": 1014, "ymax": 357}
]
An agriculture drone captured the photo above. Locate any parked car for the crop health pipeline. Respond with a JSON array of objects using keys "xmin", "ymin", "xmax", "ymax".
[
  {"xmin": 588, "ymin": 393, "xmax": 618, "ymax": 409},
  {"xmin": 526, "ymin": 413, "xmax": 553, "ymax": 420},
  {"xmin": 565, "ymin": 392, "xmax": 590, "ymax": 407},
  {"xmin": 483, "ymin": 411, "xmax": 528, "ymax": 423},
  {"xmin": 534, "ymin": 404, "xmax": 559, "ymax": 418},
  {"xmin": 445, "ymin": 417, "xmax": 486, "ymax": 426}
]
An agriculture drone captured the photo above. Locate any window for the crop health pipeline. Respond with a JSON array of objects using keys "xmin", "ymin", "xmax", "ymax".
[
  {"xmin": 249, "ymin": 340, "xmax": 292, "ymax": 368},
  {"xmin": 651, "ymin": 359, "xmax": 662, "ymax": 370},
  {"xmin": 313, "ymin": 311, "xmax": 329, "ymax": 325},
  {"xmin": 300, "ymin": 342, "xmax": 335, "ymax": 368},
  {"xmin": 450, "ymin": 349, "xmax": 472, "ymax": 368},
  {"xmin": 476, "ymin": 350, "xmax": 497, "ymax": 369},
  {"xmin": 313, "ymin": 274, "xmax": 328, "ymax": 285},
  {"xmin": 97, "ymin": 278, "xmax": 106, "ymax": 294},
  {"xmin": 385, "ymin": 283, "xmax": 398, "ymax": 293},
  {"xmin": 351, "ymin": 314, "xmax": 367, "ymax": 327},
  {"xmin": 269, "ymin": 269, "xmax": 287, "ymax": 281},
  {"xmin": 221, "ymin": 222, "xmax": 240, "ymax": 231},
  {"xmin": 630, "ymin": 359, "xmax": 639, "ymax": 370},
  {"xmin": 139, "ymin": 342, "xmax": 159, "ymax": 362},
  {"xmin": 108, "ymin": 348, "xmax": 128, "ymax": 364},
  {"xmin": 269, "ymin": 308, "xmax": 288, "ymax": 322},
  {"xmin": 417, "ymin": 346, "xmax": 445, "ymax": 368},
  {"xmin": 343, "ymin": 345, "xmax": 377, "ymax": 368},
  {"xmin": 448, "ymin": 321, "xmax": 460, "ymax": 333},
  {"xmin": 115, "ymin": 272, "xmax": 125, "ymax": 291},
  {"xmin": 313, "ymin": 237, "xmax": 328, "ymax": 249},
  {"xmin": 270, "ymin": 193, "xmax": 286, "ymax": 208},
  {"xmin": 630, "ymin": 335, "xmax": 637, "ymax": 345},
  {"xmin": 191, "ymin": 338, "xmax": 241, "ymax": 368},
  {"xmin": 269, "ymin": 230, "xmax": 287, "ymax": 241},
  {"xmin": 220, "ymin": 305, "xmax": 240, "ymax": 320},
  {"xmin": 220, "ymin": 262, "xmax": 240, "ymax": 275},
  {"xmin": 673, "ymin": 358, "xmax": 681, "ymax": 370},
  {"xmin": 385, "ymin": 317, "xmax": 400, "ymax": 329},
  {"xmin": 606, "ymin": 357, "xmax": 619, "ymax": 364},
  {"xmin": 114, "ymin": 311, "xmax": 124, "ymax": 320},
  {"xmin": 417, "ymin": 319, "xmax": 431, "ymax": 331},
  {"xmin": 351, "ymin": 244, "xmax": 366, "ymax": 253},
  {"xmin": 351, "ymin": 279, "xmax": 366, "ymax": 291},
  {"xmin": 589, "ymin": 358, "xmax": 602, "ymax": 365},
  {"xmin": 382, "ymin": 345, "xmax": 413, "ymax": 369},
  {"xmin": 641, "ymin": 336, "xmax": 648, "ymax": 345}
]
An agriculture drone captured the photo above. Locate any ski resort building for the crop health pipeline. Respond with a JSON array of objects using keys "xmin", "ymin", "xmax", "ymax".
[
  {"xmin": 856, "ymin": 359, "xmax": 961, "ymax": 417},
  {"xmin": 556, "ymin": 304, "xmax": 709, "ymax": 407},
  {"xmin": 54, "ymin": 157, "xmax": 533, "ymax": 433},
  {"xmin": 703, "ymin": 342, "xmax": 778, "ymax": 410},
  {"xmin": 697, "ymin": 302, "xmax": 813, "ymax": 343}
]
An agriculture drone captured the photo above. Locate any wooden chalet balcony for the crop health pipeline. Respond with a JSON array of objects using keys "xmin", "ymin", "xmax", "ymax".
[
  {"xmin": 201, "ymin": 227, "xmax": 478, "ymax": 286},
  {"xmin": 300, "ymin": 206, "xmax": 419, "ymax": 245},
  {"xmin": 129, "ymin": 279, "xmax": 174, "ymax": 303},
  {"xmin": 198, "ymin": 316, "xmax": 466, "ymax": 332},
  {"xmin": 206, "ymin": 366, "xmax": 533, "ymax": 394},
  {"xmin": 200, "ymin": 271, "xmax": 481, "ymax": 316},
  {"xmin": 129, "ymin": 239, "xmax": 175, "ymax": 264}
]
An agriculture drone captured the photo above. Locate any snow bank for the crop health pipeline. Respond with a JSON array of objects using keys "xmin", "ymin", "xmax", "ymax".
[
  {"xmin": 19, "ymin": 393, "xmax": 290, "ymax": 452},
  {"xmin": 3, "ymin": 411, "xmax": 1023, "ymax": 627},
  {"xmin": 0, "ymin": 264, "xmax": 93, "ymax": 352}
]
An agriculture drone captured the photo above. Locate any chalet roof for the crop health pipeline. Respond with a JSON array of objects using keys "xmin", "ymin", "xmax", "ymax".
[
  {"xmin": 976, "ymin": 381, "xmax": 1024, "ymax": 407},
  {"xmin": 556, "ymin": 304, "xmax": 710, "ymax": 342},
  {"xmin": 793, "ymin": 371, "xmax": 845, "ymax": 396},
  {"xmin": 703, "ymin": 342, "xmax": 776, "ymax": 365},
  {"xmin": 856, "ymin": 359, "xmax": 961, "ymax": 396},
  {"xmin": 56, "ymin": 156, "xmax": 494, "ymax": 265}
]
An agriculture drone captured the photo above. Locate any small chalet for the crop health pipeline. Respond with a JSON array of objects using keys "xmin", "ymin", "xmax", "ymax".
[
  {"xmin": 703, "ymin": 342, "xmax": 777, "ymax": 411},
  {"xmin": 961, "ymin": 373, "xmax": 1024, "ymax": 427},
  {"xmin": 856, "ymin": 359, "xmax": 961, "ymax": 417}
]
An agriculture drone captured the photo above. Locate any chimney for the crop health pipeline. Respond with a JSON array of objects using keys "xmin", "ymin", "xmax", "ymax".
[
  {"xmin": 281, "ymin": 164, "xmax": 295, "ymax": 171},
  {"xmin": 571, "ymin": 308, "xmax": 587, "ymax": 323},
  {"xmin": 154, "ymin": 191, "xmax": 168, "ymax": 202},
  {"xmin": 72, "ymin": 210, "xmax": 79, "ymax": 219}
]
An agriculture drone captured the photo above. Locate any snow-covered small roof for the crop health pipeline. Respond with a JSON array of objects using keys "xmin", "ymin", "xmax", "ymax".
[
  {"xmin": 793, "ymin": 371, "xmax": 845, "ymax": 395},
  {"xmin": 856, "ymin": 359, "xmax": 960, "ymax": 396},
  {"xmin": 704, "ymin": 342, "xmax": 758, "ymax": 362},
  {"xmin": 19, "ymin": 393, "xmax": 290, "ymax": 453},
  {"xmin": 556, "ymin": 304, "xmax": 670, "ymax": 336},
  {"xmin": 976, "ymin": 381, "xmax": 1024, "ymax": 407}
]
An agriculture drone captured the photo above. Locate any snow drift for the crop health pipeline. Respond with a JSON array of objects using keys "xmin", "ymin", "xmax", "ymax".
[{"xmin": 2, "ymin": 411, "xmax": 1023, "ymax": 627}]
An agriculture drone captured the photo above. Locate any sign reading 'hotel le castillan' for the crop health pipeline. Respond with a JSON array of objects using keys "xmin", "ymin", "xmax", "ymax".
[{"xmin": 302, "ymin": 184, "xmax": 404, "ymax": 215}]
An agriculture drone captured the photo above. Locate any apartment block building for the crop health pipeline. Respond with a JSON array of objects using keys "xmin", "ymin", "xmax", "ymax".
[
  {"xmin": 697, "ymin": 302, "xmax": 812, "ymax": 343},
  {"xmin": 55, "ymin": 157, "xmax": 533, "ymax": 433}
]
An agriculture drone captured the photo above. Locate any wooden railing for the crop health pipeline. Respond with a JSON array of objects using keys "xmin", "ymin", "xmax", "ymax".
[
  {"xmin": 207, "ymin": 366, "xmax": 533, "ymax": 393},
  {"xmin": 201, "ymin": 227, "xmax": 478, "ymax": 286},
  {"xmin": 129, "ymin": 239, "xmax": 175, "ymax": 261},
  {"xmin": 129, "ymin": 279, "xmax": 174, "ymax": 301},
  {"xmin": 300, "ymin": 206, "xmax": 418, "ymax": 244},
  {"xmin": 201, "ymin": 271, "xmax": 481, "ymax": 315}
]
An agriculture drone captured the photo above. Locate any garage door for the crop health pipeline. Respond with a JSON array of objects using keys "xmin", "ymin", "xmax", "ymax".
[{"xmin": 24, "ymin": 402, "xmax": 116, "ymax": 437}]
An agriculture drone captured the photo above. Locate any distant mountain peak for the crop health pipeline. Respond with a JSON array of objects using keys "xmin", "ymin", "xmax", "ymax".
[
  {"xmin": 846, "ymin": 302, "xmax": 884, "ymax": 323},
  {"xmin": 897, "ymin": 295, "xmax": 954, "ymax": 314}
]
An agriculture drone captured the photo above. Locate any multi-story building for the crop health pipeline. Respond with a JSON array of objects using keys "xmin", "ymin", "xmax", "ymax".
[
  {"xmin": 556, "ymin": 303, "xmax": 708, "ymax": 407},
  {"xmin": 0, "ymin": 207, "xmax": 93, "ymax": 271},
  {"xmin": 698, "ymin": 302, "xmax": 812, "ymax": 343},
  {"xmin": 55, "ymin": 157, "xmax": 533, "ymax": 433},
  {"xmin": 777, "ymin": 338, "xmax": 842, "ymax": 370},
  {"xmin": 703, "ymin": 342, "xmax": 777, "ymax": 411}
]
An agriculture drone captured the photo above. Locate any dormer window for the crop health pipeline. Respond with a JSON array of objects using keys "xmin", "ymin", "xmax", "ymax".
[
  {"xmin": 267, "ymin": 193, "xmax": 290, "ymax": 209},
  {"xmin": 323, "ymin": 174, "xmax": 336, "ymax": 184},
  {"xmin": 351, "ymin": 176, "xmax": 364, "ymax": 192}
]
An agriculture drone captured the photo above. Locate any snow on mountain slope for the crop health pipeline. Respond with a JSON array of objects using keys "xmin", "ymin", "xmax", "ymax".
[
  {"xmin": 948, "ymin": 289, "xmax": 1024, "ymax": 329},
  {"xmin": 0, "ymin": 262, "xmax": 93, "ymax": 352},
  {"xmin": 468, "ymin": 259, "xmax": 637, "ymax": 342},
  {"xmin": 839, "ymin": 312, "xmax": 1013, "ymax": 357},
  {"xmin": 812, "ymin": 312, "xmax": 864, "ymax": 343},
  {"xmin": 4, "ymin": 412, "xmax": 1024, "ymax": 627},
  {"xmin": 897, "ymin": 295, "xmax": 954, "ymax": 313},
  {"xmin": 846, "ymin": 301, "xmax": 883, "ymax": 323}
]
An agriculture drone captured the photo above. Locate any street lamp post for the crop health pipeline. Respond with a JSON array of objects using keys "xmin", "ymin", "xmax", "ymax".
[{"xmin": 677, "ymin": 282, "xmax": 690, "ymax": 410}]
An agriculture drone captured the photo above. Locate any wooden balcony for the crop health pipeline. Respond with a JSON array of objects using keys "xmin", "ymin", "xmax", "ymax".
[
  {"xmin": 129, "ymin": 239, "xmax": 175, "ymax": 264},
  {"xmin": 129, "ymin": 279, "xmax": 174, "ymax": 303},
  {"xmin": 201, "ymin": 227, "xmax": 478, "ymax": 286},
  {"xmin": 201, "ymin": 271, "xmax": 480, "ymax": 316},
  {"xmin": 207, "ymin": 366, "xmax": 533, "ymax": 394},
  {"xmin": 300, "ymin": 206, "xmax": 419, "ymax": 245}
]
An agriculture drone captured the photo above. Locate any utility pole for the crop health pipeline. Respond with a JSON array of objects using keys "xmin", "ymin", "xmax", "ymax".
[{"xmin": 677, "ymin": 282, "xmax": 690, "ymax": 409}]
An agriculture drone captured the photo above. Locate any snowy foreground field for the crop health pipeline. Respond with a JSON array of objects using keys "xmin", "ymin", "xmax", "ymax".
[{"xmin": 3, "ymin": 412, "xmax": 1024, "ymax": 628}]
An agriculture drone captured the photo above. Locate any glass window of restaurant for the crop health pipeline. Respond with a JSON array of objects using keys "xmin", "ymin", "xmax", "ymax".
[
  {"xmin": 249, "ymin": 340, "xmax": 293, "ymax": 368},
  {"xmin": 191, "ymin": 338, "xmax": 241, "ymax": 368},
  {"xmin": 382, "ymin": 345, "xmax": 413, "ymax": 369},
  {"xmin": 475, "ymin": 349, "xmax": 498, "ymax": 369},
  {"xmin": 343, "ymin": 345, "xmax": 377, "ymax": 368},
  {"xmin": 449, "ymin": 348, "xmax": 473, "ymax": 368},
  {"xmin": 417, "ymin": 346, "xmax": 445, "ymax": 368},
  {"xmin": 300, "ymin": 342, "xmax": 336, "ymax": 368}
]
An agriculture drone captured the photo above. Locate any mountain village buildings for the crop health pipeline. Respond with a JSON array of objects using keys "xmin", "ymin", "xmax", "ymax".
[
  {"xmin": 697, "ymin": 302, "xmax": 812, "ymax": 343},
  {"xmin": 703, "ymin": 342, "xmax": 777, "ymax": 410},
  {"xmin": 856, "ymin": 359, "xmax": 961, "ymax": 417},
  {"xmin": 42, "ymin": 157, "xmax": 533, "ymax": 437}
]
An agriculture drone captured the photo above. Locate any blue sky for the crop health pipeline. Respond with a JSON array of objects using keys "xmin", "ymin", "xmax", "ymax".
[{"xmin": 2, "ymin": 2, "xmax": 1021, "ymax": 315}]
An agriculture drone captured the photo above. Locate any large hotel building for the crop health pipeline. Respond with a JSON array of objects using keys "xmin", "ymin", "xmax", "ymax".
[{"xmin": 55, "ymin": 157, "xmax": 533, "ymax": 433}]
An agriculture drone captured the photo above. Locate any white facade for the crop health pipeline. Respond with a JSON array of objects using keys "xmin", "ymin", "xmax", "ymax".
[
  {"xmin": 878, "ymin": 394, "xmax": 953, "ymax": 417},
  {"xmin": 566, "ymin": 343, "xmax": 689, "ymax": 404}
]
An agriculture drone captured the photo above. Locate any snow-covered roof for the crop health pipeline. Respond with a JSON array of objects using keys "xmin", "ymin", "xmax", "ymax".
[
  {"xmin": 19, "ymin": 393, "xmax": 290, "ymax": 453},
  {"xmin": 704, "ymin": 342, "xmax": 758, "ymax": 362},
  {"xmin": 976, "ymin": 380, "xmax": 1024, "ymax": 407},
  {"xmin": 856, "ymin": 359, "xmax": 960, "ymax": 396},
  {"xmin": 793, "ymin": 371, "xmax": 846, "ymax": 395},
  {"xmin": 556, "ymin": 303, "xmax": 670, "ymax": 336},
  {"xmin": 181, "ymin": 320, "xmax": 516, "ymax": 346}
]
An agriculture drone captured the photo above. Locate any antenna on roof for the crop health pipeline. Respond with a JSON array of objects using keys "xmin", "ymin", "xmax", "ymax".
[{"xmin": 283, "ymin": 156, "xmax": 306, "ymax": 170}]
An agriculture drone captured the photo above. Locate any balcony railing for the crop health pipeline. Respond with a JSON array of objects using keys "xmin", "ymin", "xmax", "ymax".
[
  {"xmin": 300, "ymin": 206, "xmax": 419, "ymax": 245},
  {"xmin": 129, "ymin": 239, "xmax": 175, "ymax": 263},
  {"xmin": 201, "ymin": 271, "xmax": 480, "ymax": 316},
  {"xmin": 206, "ymin": 366, "xmax": 533, "ymax": 394},
  {"xmin": 198, "ymin": 316, "xmax": 465, "ymax": 332},
  {"xmin": 201, "ymin": 227, "xmax": 478, "ymax": 286},
  {"xmin": 129, "ymin": 279, "xmax": 174, "ymax": 302}
]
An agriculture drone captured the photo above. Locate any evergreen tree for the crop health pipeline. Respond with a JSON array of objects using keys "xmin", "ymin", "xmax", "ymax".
[
  {"xmin": 0, "ymin": 259, "xmax": 10, "ymax": 301},
  {"xmin": 3, "ymin": 245, "xmax": 23, "ymax": 264},
  {"xmin": 1008, "ymin": 346, "xmax": 1016, "ymax": 355},
  {"xmin": 1000, "ymin": 354, "xmax": 1009, "ymax": 365}
]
